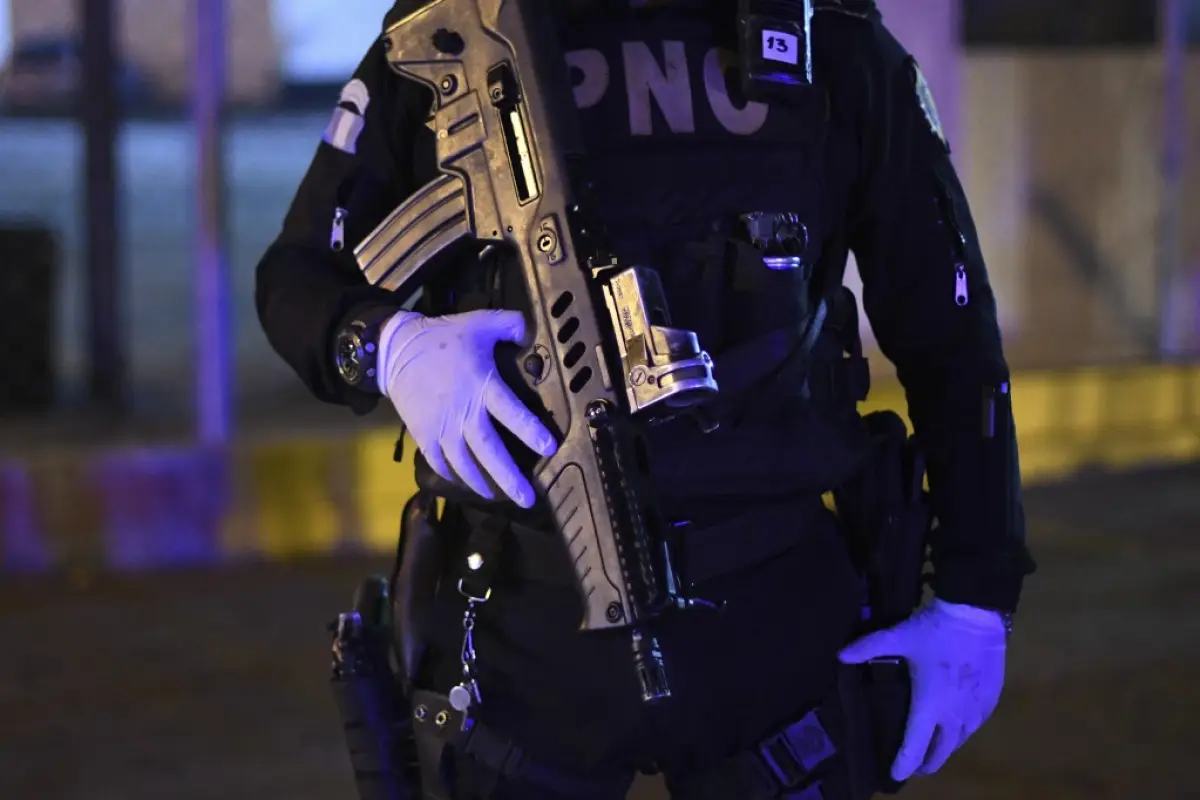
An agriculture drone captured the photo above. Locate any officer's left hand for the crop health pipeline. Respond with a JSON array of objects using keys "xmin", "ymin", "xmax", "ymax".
[{"xmin": 838, "ymin": 599, "xmax": 1007, "ymax": 781}]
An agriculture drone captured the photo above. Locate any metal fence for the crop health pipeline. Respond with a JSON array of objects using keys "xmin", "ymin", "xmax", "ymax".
[{"xmin": 0, "ymin": 0, "xmax": 1195, "ymax": 452}]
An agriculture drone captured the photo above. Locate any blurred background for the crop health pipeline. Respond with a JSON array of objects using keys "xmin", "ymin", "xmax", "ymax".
[{"xmin": 0, "ymin": 1, "xmax": 1197, "ymax": 798}]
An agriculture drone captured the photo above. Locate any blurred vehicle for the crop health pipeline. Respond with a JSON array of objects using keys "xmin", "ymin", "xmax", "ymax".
[{"xmin": 0, "ymin": 36, "xmax": 159, "ymax": 114}]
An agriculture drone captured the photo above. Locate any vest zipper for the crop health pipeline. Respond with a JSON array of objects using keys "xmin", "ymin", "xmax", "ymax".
[
  {"xmin": 934, "ymin": 184, "xmax": 970, "ymax": 307},
  {"xmin": 330, "ymin": 207, "xmax": 348, "ymax": 252}
]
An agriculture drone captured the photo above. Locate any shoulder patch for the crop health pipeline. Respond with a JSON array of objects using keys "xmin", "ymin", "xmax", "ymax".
[
  {"xmin": 323, "ymin": 78, "xmax": 371, "ymax": 154},
  {"xmin": 911, "ymin": 61, "xmax": 948, "ymax": 151}
]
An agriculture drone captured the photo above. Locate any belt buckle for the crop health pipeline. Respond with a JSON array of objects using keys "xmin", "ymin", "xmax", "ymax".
[
  {"xmin": 757, "ymin": 709, "xmax": 836, "ymax": 792},
  {"xmin": 759, "ymin": 729, "xmax": 808, "ymax": 790}
]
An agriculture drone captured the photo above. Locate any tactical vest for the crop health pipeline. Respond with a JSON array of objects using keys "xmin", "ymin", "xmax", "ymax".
[{"xmin": 413, "ymin": 2, "xmax": 872, "ymax": 508}]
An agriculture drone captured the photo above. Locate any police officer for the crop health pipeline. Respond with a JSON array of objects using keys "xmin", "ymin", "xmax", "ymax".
[{"xmin": 256, "ymin": 1, "xmax": 1036, "ymax": 797}]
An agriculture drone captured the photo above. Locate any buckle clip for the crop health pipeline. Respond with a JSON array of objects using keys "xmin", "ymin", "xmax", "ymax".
[
  {"xmin": 757, "ymin": 710, "xmax": 836, "ymax": 792},
  {"xmin": 759, "ymin": 730, "xmax": 808, "ymax": 790}
]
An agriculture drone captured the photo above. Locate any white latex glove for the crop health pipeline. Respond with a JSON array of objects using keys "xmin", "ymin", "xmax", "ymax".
[
  {"xmin": 838, "ymin": 598, "xmax": 1007, "ymax": 781},
  {"xmin": 377, "ymin": 309, "xmax": 558, "ymax": 508}
]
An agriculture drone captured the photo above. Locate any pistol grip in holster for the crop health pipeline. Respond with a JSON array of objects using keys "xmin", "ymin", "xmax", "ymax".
[
  {"xmin": 834, "ymin": 410, "xmax": 932, "ymax": 795},
  {"xmin": 331, "ymin": 575, "xmax": 420, "ymax": 800}
]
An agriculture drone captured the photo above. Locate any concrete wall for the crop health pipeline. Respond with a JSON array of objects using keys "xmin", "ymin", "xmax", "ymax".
[
  {"xmin": 7, "ymin": 0, "xmax": 280, "ymax": 104},
  {"xmin": 961, "ymin": 52, "xmax": 1200, "ymax": 367},
  {"xmin": 272, "ymin": 0, "xmax": 392, "ymax": 83},
  {"xmin": 868, "ymin": 0, "xmax": 1200, "ymax": 366},
  {"xmin": 4, "ymin": 0, "xmax": 1198, "ymax": 365}
]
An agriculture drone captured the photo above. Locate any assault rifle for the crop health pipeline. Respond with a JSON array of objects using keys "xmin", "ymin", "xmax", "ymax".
[{"xmin": 353, "ymin": 0, "xmax": 718, "ymax": 703}]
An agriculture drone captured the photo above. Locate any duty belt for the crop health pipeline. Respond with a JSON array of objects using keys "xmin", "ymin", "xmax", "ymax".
[
  {"xmin": 408, "ymin": 664, "xmax": 876, "ymax": 800},
  {"xmin": 456, "ymin": 496, "xmax": 829, "ymax": 592}
]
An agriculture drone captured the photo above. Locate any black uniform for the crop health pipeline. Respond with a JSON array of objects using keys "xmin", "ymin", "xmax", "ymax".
[{"xmin": 257, "ymin": 2, "xmax": 1036, "ymax": 797}]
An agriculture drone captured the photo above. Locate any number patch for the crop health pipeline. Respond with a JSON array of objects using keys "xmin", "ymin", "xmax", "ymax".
[{"xmin": 761, "ymin": 30, "xmax": 798, "ymax": 66}]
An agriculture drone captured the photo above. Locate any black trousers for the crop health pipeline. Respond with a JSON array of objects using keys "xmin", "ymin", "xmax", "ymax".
[{"xmin": 418, "ymin": 500, "xmax": 862, "ymax": 799}]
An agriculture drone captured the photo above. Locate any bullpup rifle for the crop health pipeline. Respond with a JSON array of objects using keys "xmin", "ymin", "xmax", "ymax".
[{"xmin": 354, "ymin": 0, "xmax": 719, "ymax": 702}]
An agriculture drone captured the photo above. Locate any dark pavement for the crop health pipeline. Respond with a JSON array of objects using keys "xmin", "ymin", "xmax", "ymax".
[{"xmin": 2, "ymin": 465, "xmax": 1198, "ymax": 800}]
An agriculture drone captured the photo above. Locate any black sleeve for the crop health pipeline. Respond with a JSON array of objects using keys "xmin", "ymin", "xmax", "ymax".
[
  {"xmin": 842, "ymin": 17, "xmax": 1036, "ymax": 612},
  {"xmin": 254, "ymin": 28, "xmax": 425, "ymax": 415}
]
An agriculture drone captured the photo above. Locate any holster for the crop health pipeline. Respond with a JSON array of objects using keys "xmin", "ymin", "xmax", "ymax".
[
  {"xmin": 328, "ymin": 490, "xmax": 453, "ymax": 800},
  {"xmin": 392, "ymin": 490, "xmax": 446, "ymax": 692},
  {"xmin": 330, "ymin": 568, "xmax": 428, "ymax": 800},
  {"xmin": 833, "ymin": 410, "xmax": 932, "ymax": 795},
  {"xmin": 392, "ymin": 490, "xmax": 459, "ymax": 800}
]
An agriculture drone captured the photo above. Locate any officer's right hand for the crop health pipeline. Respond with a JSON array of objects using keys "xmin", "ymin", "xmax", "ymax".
[{"xmin": 377, "ymin": 309, "xmax": 558, "ymax": 508}]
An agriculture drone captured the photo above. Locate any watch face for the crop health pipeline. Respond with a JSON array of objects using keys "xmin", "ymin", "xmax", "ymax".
[{"xmin": 335, "ymin": 330, "xmax": 364, "ymax": 385}]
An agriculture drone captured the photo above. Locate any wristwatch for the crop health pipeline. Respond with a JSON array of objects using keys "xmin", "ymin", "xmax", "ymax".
[{"xmin": 333, "ymin": 309, "xmax": 395, "ymax": 394}]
